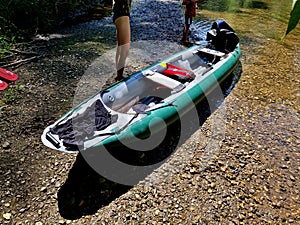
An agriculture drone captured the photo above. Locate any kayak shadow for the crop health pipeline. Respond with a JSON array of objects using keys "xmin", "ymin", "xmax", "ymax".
[
  {"xmin": 57, "ymin": 120, "xmax": 182, "ymax": 219},
  {"xmin": 57, "ymin": 61, "xmax": 242, "ymax": 220},
  {"xmin": 57, "ymin": 153, "xmax": 132, "ymax": 220}
]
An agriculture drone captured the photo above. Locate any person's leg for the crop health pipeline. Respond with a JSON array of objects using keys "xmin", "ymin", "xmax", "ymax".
[
  {"xmin": 182, "ymin": 24, "xmax": 190, "ymax": 43},
  {"xmin": 181, "ymin": 15, "xmax": 191, "ymax": 44},
  {"xmin": 114, "ymin": 16, "xmax": 130, "ymax": 81}
]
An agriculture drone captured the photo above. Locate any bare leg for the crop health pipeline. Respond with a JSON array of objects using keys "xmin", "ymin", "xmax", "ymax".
[
  {"xmin": 181, "ymin": 24, "xmax": 190, "ymax": 43},
  {"xmin": 114, "ymin": 16, "xmax": 130, "ymax": 81}
]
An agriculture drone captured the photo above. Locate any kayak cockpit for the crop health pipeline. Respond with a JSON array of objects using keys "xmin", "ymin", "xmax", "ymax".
[
  {"xmin": 100, "ymin": 46, "xmax": 227, "ymax": 115},
  {"xmin": 101, "ymin": 72, "xmax": 171, "ymax": 114}
]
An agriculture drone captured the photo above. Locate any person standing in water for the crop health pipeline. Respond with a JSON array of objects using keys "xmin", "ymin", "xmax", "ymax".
[
  {"xmin": 181, "ymin": 0, "xmax": 198, "ymax": 46},
  {"xmin": 113, "ymin": 0, "xmax": 132, "ymax": 81}
]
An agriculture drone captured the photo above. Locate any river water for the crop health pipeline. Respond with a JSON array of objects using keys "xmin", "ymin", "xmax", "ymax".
[
  {"xmin": 189, "ymin": 0, "xmax": 300, "ymax": 221},
  {"xmin": 195, "ymin": 0, "xmax": 299, "ymax": 109},
  {"xmin": 191, "ymin": 0, "xmax": 300, "ymax": 215},
  {"xmin": 194, "ymin": 0, "xmax": 300, "ymax": 150}
]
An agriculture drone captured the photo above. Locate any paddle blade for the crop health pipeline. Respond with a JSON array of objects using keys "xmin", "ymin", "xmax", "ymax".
[
  {"xmin": 0, "ymin": 80, "xmax": 8, "ymax": 91},
  {"xmin": 0, "ymin": 68, "xmax": 18, "ymax": 82}
]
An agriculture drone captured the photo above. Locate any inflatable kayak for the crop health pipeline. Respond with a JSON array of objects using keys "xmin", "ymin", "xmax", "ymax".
[{"xmin": 41, "ymin": 20, "xmax": 241, "ymax": 153}]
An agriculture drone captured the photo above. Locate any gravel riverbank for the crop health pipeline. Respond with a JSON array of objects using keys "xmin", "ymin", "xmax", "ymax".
[{"xmin": 0, "ymin": 0, "xmax": 299, "ymax": 224}]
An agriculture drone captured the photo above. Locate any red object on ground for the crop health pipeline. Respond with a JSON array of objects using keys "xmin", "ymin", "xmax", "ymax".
[
  {"xmin": 0, "ymin": 80, "xmax": 8, "ymax": 91},
  {"xmin": 0, "ymin": 67, "xmax": 18, "ymax": 82}
]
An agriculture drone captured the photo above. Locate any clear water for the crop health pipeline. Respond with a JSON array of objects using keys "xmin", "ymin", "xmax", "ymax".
[
  {"xmin": 193, "ymin": 0, "xmax": 299, "ymax": 119},
  {"xmin": 192, "ymin": 0, "xmax": 299, "ymax": 186}
]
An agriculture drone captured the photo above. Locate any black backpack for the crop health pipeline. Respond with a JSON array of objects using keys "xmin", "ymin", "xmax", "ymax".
[{"xmin": 206, "ymin": 20, "xmax": 239, "ymax": 53}]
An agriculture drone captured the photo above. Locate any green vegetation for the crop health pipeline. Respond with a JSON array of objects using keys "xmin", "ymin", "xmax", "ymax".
[
  {"xmin": 201, "ymin": 0, "xmax": 268, "ymax": 12},
  {"xmin": 0, "ymin": 35, "xmax": 15, "ymax": 54},
  {"xmin": 283, "ymin": 0, "xmax": 300, "ymax": 39},
  {"xmin": 201, "ymin": 0, "xmax": 299, "ymax": 39},
  {"xmin": 2, "ymin": 83, "xmax": 23, "ymax": 104},
  {"xmin": 0, "ymin": 0, "xmax": 110, "ymax": 59},
  {"xmin": 0, "ymin": 0, "xmax": 107, "ymax": 34}
]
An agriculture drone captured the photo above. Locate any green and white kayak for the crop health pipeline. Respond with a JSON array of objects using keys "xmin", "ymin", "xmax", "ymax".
[{"xmin": 41, "ymin": 20, "xmax": 241, "ymax": 153}]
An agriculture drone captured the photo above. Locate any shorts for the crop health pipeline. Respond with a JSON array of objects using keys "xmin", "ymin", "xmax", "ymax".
[
  {"xmin": 113, "ymin": 0, "xmax": 132, "ymax": 22},
  {"xmin": 184, "ymin": 15, "xmax": 193, "ymax": 25}
]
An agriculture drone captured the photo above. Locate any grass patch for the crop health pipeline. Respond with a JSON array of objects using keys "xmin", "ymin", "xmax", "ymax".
[{"xmin": 1, "ymin": 83, "xmax": 23, "ymax": 104}]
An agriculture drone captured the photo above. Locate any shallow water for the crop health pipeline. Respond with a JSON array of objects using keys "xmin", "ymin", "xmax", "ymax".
[
  {"xmin": 192, "ymin": 0, "xmax": 300, "ymax": 190},
  {"xmin": 194, "ymin": 0, "xmax": 299, "ymax": 129},
  {"xmin": 190, "ymin": 1, "xmax": 300, "ymax": 220}
]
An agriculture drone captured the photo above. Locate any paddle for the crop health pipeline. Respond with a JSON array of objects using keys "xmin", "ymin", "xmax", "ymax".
[{"xmin": 0, "ymin": 67, "xmax": 18, "ymax": 82}]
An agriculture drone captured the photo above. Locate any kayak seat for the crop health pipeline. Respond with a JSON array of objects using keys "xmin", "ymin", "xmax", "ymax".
[
  {"xmin": 144, "ymin": 70, "xmax": 185, "ymax": 94},
  {"xmin": 198, "ymin": 47, "xmax": 226, "ymax": 57},
  {"xmin": 196, "ymin": 48, "xmax": 226, "ymax": 64}
]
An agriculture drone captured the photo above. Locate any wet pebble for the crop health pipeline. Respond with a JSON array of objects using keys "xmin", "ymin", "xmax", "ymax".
[{"xmin": 2, "ymin": 141, "xmax": 10, "ymax": 149}]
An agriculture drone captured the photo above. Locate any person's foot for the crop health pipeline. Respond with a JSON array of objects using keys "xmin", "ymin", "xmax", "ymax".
[
  {"xmin": 114, "ymin": 75, "xmax": 124, "ymax": 81},
  {"xmin": 115, "ymin": 67, "xmax": 125, "ymax": 81},
  {"xmin": 180, "ymin": 40, "xmax": 193, "ymax": 47}
]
